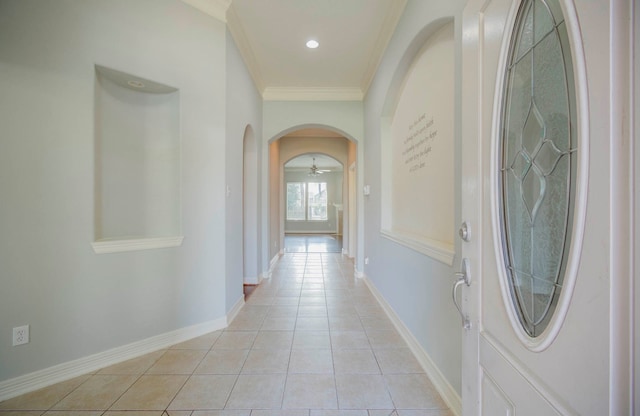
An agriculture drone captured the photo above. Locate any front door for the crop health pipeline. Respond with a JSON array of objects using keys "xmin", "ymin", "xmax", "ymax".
[{"xmin": 460, "ymin": 0, "xmax": 633, "ymax": 414}]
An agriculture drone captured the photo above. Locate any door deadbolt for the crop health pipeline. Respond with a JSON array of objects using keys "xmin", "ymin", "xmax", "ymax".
[{"xmin": 459, "ymin": 222, "xmax": 471, "ymax": 242}]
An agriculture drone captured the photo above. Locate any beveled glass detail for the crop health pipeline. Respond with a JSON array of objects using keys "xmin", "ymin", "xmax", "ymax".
[{"xmin": 499, "ymin": 0, "xmax": 577, "ymax": 337}]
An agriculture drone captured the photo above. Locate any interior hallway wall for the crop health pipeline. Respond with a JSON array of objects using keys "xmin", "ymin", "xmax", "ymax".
[
  {"xmin": 347, "ymin": 140, "xmax": 357, "ymax": 257},
  {"xmin": 0, "ymin": 0, "xmax": 228, "ymax": 383},
  {"xmin": 363, "ymin": 0, "xmax": 465, "ymax": 395},
  {"xmin": 225, "ymin": 29, "xmax": 263, "ymax": 307}
]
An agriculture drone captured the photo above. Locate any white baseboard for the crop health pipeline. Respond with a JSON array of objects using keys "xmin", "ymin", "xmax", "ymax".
[
  {"xmin": 244, "ymin": 275, "xmax": 263, "ymax": 285},
  {"xmin": 226, "ymin": 295, "xmax": 245, "ymax": 325},
  {"xmin": 363, "ymin": 274, "xmax": 462, "ymax": 416},
  {"xmin": 258, "ymin": 271, "xmax": 271, "ymax": 280},
  {"xmin": 260, "ymin": 252, "xmax": 282, "ymax": 279},
  {"xmin": 91, "ymin": 236, "xmax": 184, "ymax": 254},
  {"xmin": 284, "ymin": 231, "xmax": 339, "ymax": 234},
  {"xmin": 0, "ymin": 315, "xmax": 232, "ymax": 402},
  {"xmin": 270, "ymin": 252, "xmax": 281, "ymax": 269}
]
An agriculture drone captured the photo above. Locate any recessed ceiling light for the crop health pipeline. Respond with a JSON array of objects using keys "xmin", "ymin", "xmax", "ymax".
[
  {"xmin": 306, "ymin": 39, "xmax": 319, "ymax": 49},
  {"xmin": 127, "ymin": 80, "xmax": 145, "ymax": 88}
]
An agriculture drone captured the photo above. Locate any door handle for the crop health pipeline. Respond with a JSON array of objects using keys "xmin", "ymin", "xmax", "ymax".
[{"xmin": 453, "ymin": 258, "xmax": 471, "ymax": 330}]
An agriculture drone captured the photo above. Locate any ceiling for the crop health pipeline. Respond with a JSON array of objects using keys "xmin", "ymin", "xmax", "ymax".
[
  {"xmin": 182, "ymin": 0, "xmax": 407, "ymax": 100},
  {"xmin": 284, "ymin": 154, "xmax": 343, "ymax": 171}
]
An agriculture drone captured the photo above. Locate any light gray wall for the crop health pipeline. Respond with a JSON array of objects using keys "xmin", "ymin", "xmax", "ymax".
[
  {"xmin": 362, "ymin": 0, "xmax": 465, "ymax": 394},
  {"xmin": 0, "ymin": 0, "xmax": 228, "ymax": 382},
  {"xmin": 225, "ymin": 29, "xmax": 263, "ymax": 306},
  {"xmin": 635, "ymin": 2, "xmax": 640, "ymax": 408}
]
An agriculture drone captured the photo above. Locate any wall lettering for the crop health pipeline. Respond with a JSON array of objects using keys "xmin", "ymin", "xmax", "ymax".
[{"xmin": 402, "ymin": 113, "xmax": 438, "ymax": 173}]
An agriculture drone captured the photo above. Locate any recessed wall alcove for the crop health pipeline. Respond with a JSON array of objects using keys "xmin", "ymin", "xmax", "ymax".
[
  {"xmin": 380, "ymin": 21, "xmax": 455, "ymax": 265},
  {"xmin": 92, "ymin": 65, "xmax": 183, "ymax": 254}
]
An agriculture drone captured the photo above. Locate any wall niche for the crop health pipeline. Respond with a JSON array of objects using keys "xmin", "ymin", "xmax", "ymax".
[
  {"xmin": 380, "ymin": 22, "xmax": 455, "ymax": 265},
  {"xmin": 93, "ymin": 65, "xmax": 182, "ymax": 254}
]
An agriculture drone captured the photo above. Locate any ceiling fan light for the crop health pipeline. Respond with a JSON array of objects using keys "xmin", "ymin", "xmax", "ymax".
[{"xmin": 308, "ymin": 157, "xmax": 323, "ymax": 176}]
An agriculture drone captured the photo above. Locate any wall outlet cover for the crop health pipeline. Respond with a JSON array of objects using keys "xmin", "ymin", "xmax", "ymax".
[{"xmin": 12, "ymin": 325, "xmax": 29, "ymax": 346}]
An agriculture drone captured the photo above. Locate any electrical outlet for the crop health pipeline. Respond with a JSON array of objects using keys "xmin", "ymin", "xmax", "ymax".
[
  {"xmin": 365, "ymin": 257, "xmax": 370, "ymax": 265},
  {"xmin": 12, "ymin": 325, "xmax": 29, "ymax": 346}
]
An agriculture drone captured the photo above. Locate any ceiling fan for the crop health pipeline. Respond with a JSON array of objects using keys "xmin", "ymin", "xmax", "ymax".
[{"xmin": 308, "ymin": 157, "xmax": 330, "ymax": 176}]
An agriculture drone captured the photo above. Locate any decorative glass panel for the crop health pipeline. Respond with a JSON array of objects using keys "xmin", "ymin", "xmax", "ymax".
[{"xmin": 499, "ymin": 0, "xmax": 577, "ymax": 337}]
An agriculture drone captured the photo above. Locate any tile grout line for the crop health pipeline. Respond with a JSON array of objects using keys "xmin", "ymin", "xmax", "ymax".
[
  {"xmin": 5, "ymin": 253, "xmax": 451, "ymax": 415},
  {"xmin": 163, "ymin": 340, "xmax": 216, "ymax": 413}
]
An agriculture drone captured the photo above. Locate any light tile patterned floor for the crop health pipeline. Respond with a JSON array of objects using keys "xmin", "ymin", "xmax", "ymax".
[{"xmin": 0, "ymin": 253, "xmax": 453, "ymax": 416}]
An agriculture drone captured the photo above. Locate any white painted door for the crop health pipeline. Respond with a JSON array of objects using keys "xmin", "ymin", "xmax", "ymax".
[{"xmin": 460, "ymin": 0, "xmax": 634, "ymax": 415}]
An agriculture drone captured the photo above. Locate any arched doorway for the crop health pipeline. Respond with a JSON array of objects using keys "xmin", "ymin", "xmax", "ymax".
[
  {"xmin": 283, "ymin": 153, "xmax": 344, "ymax": 253},
  {"xmin": 266, "ymin": 127, "xmax": 357, "ymax": 265}
]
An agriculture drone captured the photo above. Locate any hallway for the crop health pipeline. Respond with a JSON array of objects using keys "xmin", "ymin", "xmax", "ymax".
[
  {"xmin": 284, "ymin": 234, "xmax": 343, "ymax": 253},
  {"xmin": 0, "ymin": 253, "xmax": 452, "ymax": 414}
]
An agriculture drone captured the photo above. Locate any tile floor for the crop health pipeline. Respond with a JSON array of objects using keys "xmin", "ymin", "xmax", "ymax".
[
  {"xmin": 0, "ymin": 253, "xmax": 453, "ymax": 416},
  {"xmin": 284, "ymin": 235, "xmax": 343, "ymax": 253}
]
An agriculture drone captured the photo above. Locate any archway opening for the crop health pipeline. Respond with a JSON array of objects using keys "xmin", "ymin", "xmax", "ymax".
[
  {"xmin": 266, "ymin": 127, "xmax": 357, "ymax": 263},
  {"xmin": 284, "ymin": 153, "xmax": 344, "ymax": 253}
]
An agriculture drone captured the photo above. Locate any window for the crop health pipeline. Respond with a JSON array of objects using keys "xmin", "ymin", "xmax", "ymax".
[
  {"xmin": 286, "ymin": 182, "xmax": 328, "ymax": 221},
  {"xmin": 286, "ymin": 182, "xmax": 306, "ymax": 221},
  {"xmin": 307, "ymin": 182, "xmax": 328, "ymax": 221}
]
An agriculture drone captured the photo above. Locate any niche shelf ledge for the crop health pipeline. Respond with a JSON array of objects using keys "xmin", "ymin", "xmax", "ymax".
[
  {"xmin": 91, "ymin": 236, "xmax": 184, "ymax": 254},
  {"xmin": 380, "ymin": 229, "xmax": 454, "ymax": 266}
]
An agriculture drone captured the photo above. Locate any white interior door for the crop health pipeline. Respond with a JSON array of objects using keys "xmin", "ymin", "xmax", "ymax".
[{"xmin": 460, "ymin": 0, "xmax": 634, "ymax": 414}]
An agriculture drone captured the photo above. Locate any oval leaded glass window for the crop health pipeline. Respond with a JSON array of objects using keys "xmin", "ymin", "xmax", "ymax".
[{"xmin": 499, "ymin": 0, "xmax": 577, "ymax": 338}]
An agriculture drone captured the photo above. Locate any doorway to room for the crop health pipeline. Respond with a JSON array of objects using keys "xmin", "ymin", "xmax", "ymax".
[{"xmin": 283, "ymin": 152, "xmax": 345, "ymax": 254}]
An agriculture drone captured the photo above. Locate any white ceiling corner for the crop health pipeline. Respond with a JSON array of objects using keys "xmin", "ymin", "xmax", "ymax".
[
  {"xmin": 226, "ymin": 4, "xmax": 266, "ymax": 92},
  {"xmin": 180, "ymin": 0, "xmax": 231, "ymax": 22},
  {"xmin": 225, "ymin": 0, "xmax": 407, "ymax": 101},
  {"xmin": 360, "ymin": 0, "xmax": 408, "ymax": 93}
]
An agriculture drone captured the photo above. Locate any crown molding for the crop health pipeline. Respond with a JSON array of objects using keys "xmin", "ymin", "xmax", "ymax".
[
  {"xmin": 360, "ymin": 0, "xmax": 407, "ymax": 95},
  {"xmin": 180, "ymin": 0, "xmax": 232, "ymax": 22},
  {"xmin": 226, "ymin": 3, "xmax": 266, "ymax": 92},
  {"xmin": 184, "ymin": 0, "xmax": 404, "ymax": 101},
  {"xmin": 263, "ymin": 87, "xmax": 364, "ymax": 101}
]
